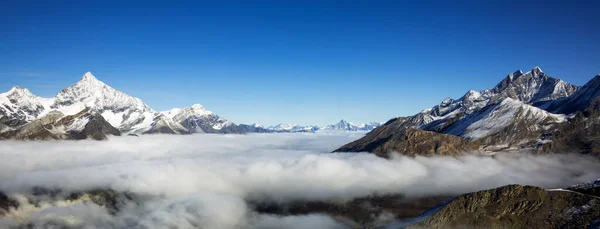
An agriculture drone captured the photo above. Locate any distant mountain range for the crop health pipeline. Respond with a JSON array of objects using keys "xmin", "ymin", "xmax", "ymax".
[
  {"xmin": 0, "ymin": 72, "xmax": 380, "ymax": 140},
  {"xmin": 245, "ymin": 120, "xmax": 383, "ymax": 133},
  {"xmin": 335, "ymin": 66, "xmax": 600, "ymax": 157}
]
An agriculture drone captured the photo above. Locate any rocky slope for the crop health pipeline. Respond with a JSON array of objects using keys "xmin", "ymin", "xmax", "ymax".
[
  {"xmin": 334, "ymin": 127, "xmax": 480, "ymax": 158},
  {"xmin": 0, "ymin": 108, "xmax": 120, "ymax": 140},
  {"xmin": 543, "ymin": 74, "xmax": 600, "ymax": 114},
  {"xmin": 334, "ymin": 67, "xmax": 598, "ymax": 156},
  {"xmin": 407, "ymin": 184, "xmax": 600, "ymax": 229}
]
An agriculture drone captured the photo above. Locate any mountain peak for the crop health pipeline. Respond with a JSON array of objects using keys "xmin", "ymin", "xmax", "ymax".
[
  {"xmin": 505, "ymin": 70, "xmax": 524, "ymax": 81},
  {"xmin": 77, "ymin": 72, "xmax": 107, "ymax": 88},
  {"xmin": 191, "ymin": 104, "xmax": 205, "ymax": 110},
  {"xmin": 5, "ymin": 86, "xmax": 34, "ymax": 97},
  {"xmin": 81, "ymin": 71, "xmax": 98, "ymax": 81},
  {"xmin": 532, "ymin": 66, "xmax": 543, "ymax": 73},
  {"xmin": 441, "ymin": 97, "xmax": 454, "ymax": 105}
]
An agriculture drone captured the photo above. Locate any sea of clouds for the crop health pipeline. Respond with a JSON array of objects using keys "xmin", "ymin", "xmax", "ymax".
[{"xmin": 1, "ymin": 131, "xmax": 599, "ymax": 229}]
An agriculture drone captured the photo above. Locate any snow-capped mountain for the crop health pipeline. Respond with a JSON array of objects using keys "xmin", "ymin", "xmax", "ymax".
[
  {"xmin": 51, "ymin": 72, "xmax": 163, "ymax": 134},
  {"xmin": 262, "ymin": 120, "xmax": 382, "ymax": 133},
  {"xmin": 267, "ymin": 123, "xmax": 319, "ymax": 132},
  {"xmin": 335, "ymin": 67, "xmax": 598, "ymax": 157},
  {"xmin": 250, "ymin": 123, "xmax": 264, "ymax": 128},
  {"xmin": 0, "ymin": 86, "xmax": 54, "ymax": 129},
  {"xmin": 322, "ymin": 119, "xmax": 382, "ymax": 131},
  {"xmin": 1, "ymin": 72, "xmax": 244, "ymax": 137},
  {"xmin": 543, "ymin": 74, "xmax": 600, "ymax": 114},
  {"xmin": 424, "ymin": 67, "xmax": 578, "ymax": 121},
  {"xmin": 443, "ymin": 98, "xmax": 565, "ymax": 140},
  {"xmin": 492, "ymin": 67, "xmax": 579, "ymax": 103},
  {"xmin": 161, "ymin": 104, "xmax": 241, "ymax": 134}
]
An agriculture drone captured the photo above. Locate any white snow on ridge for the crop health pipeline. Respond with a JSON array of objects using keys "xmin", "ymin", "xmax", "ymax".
[
  {"xmin": 66, "ymin": 115, "xmax": 91, "ymax": 132},
  {"xmin": 265, "ymin": 120, "xmax": 382, "ymax": 132},
  {"xmin": 161, "ymin": 103, "xmax": 234, "ymax": 132},
  {"xmin": 1, "ymin": 72, "xmax": 237, "ymax": 135},
  {"xmin": 53, "ymin": 72, "xmax": 154, "ymax": 115},
  {"xmin": 0, "ymin": 86, "xmax": 54, "ymax": 120},
  {"xmin": 447, "ymin": 98, "xmax": 565, "ymax": 140}
]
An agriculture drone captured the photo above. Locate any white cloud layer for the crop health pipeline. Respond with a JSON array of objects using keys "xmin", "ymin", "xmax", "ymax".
[{"xmin": 1, "ymin": 131, "xmax": 599, "ymax": 228}]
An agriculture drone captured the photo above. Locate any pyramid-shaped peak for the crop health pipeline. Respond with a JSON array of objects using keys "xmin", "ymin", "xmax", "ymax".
[
  {"xmin": 82, "ymin": 71, "xmax": 97, "ymax": 80},
  {"xmin": 532, "ymin": 66, "xmax": 543, "ymax": 73},
  {"xmin": 76, "ymin": 71, "xmax": 106, "ymax": 87}
]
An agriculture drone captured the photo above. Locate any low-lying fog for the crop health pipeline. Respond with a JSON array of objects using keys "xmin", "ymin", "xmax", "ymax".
[{"xmin": 1, "ymin": 131, "xmax": 599, "ymax": 229}]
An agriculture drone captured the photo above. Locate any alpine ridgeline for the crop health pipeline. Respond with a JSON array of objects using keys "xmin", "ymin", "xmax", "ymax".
[
  {"xmin": 334, "ymin": 66, "xmax": 600, "ymax": 157},
  {"xmin": 260, "ymin": 120, "xmax": 383, "ymax": 133},
  {"xmin": 0, "ymin": 72, "xmax": 244, "ymax": 139}
]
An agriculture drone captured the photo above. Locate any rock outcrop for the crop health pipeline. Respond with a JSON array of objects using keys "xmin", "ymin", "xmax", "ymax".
[
  {"xmin": 0, "ymin": 108, "xmax": 120, "ymax": 140},
  {"xmin": 408, "ymin": 185, "xmax": 600, "ymax": 229}
]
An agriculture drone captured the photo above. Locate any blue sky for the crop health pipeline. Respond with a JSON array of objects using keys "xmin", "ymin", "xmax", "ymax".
[{"xmin": 1, "ymin": 1, "xmax": 599, "ymax": 126}]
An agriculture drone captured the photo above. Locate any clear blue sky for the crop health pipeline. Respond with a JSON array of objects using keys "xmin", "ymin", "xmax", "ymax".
[{"xmin": 1, "ymin": 1, "xmax": 599, "ymax": 126}]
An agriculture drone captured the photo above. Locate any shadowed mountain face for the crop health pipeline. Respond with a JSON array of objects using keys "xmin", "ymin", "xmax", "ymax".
[
  {"xmin": 0, "ymin": 108, "xmax": 120, "ymax": 140},
  {"xmin": 334, "ymin": 124, "xmax": 480, "ymax": 158},
  {"xmin": 334, "ymin": 67, "xmax": 600, "ymax": 157},
  {"xmin": 543, "ymin": 74, "xmax": 600, "ymax": 114}
]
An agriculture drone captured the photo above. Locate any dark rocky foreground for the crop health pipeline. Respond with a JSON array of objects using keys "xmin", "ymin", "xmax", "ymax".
[
  {"xmin": 408, "ymin": 184, "xmax": 600, "ymax": 229},
  {"xmin": 1, "ymin": 179, "xmax": 599, "ymax": 229},
  {"xmin": 251, "ymin": 194, "xmax": 452, "ymax": 228}
]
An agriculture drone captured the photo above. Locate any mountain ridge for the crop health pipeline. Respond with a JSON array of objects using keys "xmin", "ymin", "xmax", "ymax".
[
  {"xmin": 0, "ymin": 72, "xmax": 244, "ymax": 138},
  {"xmin": 334, "ymin": 67, "xmax": 598, "ymax": 157}
]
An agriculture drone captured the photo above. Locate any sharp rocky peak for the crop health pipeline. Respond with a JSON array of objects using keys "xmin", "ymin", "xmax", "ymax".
[
  {"xmin": 509, "ymin": 70, "xmax": 524, "ymax": 80},
  {"xmin": 6, "ymin": 86, "xmax": 32, "ymax": 95},
  {"xmin": 77, "ymin": 72, "xmax": 106, "ymax": 86}
]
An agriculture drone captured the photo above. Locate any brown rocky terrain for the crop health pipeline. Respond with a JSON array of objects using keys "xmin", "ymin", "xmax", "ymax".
[
  {"xmin": 252, "ymin": 194, "xmax": 452, "ymax": 228},
  {"xmin": 334, "ymin": 126, "xmax": 480, "ymax": 158},
  {"xmin": 408, "ymin": 185, "xmax": 600, "ymax": 229}
]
